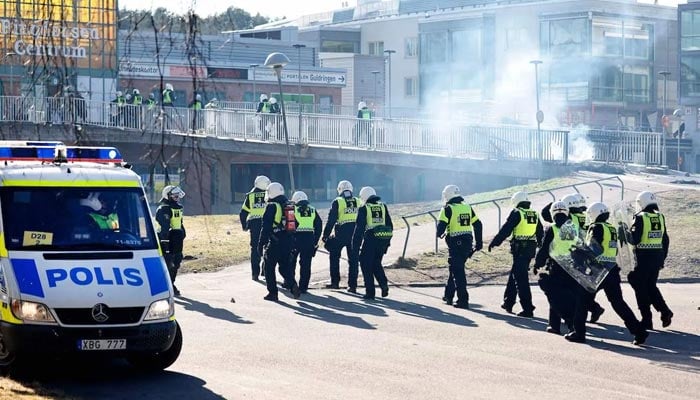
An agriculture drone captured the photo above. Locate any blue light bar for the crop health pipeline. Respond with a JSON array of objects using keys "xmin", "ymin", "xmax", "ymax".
[{"xmin": 0, "ymin": 144, "xmax": 123, "ymax": 163}]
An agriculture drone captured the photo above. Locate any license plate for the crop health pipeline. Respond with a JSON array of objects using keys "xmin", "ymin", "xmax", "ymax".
[{"xmin": 77, "ymin": 339, "xmax": 127, "ymax": 351}]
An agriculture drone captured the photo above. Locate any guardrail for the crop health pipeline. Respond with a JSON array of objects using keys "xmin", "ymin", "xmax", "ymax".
[{"xmin": 399, "ymin": 176, "xmax": 625, "ymax": 258}]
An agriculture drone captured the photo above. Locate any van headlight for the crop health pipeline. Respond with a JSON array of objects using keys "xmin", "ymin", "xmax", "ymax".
[
  {"xmin": 144, "ymin": 299, "xmax": 173, "ymax": 321},
  {"xmin": 11, "ymin": 299, "xmax": 56, "ymax": 322}
]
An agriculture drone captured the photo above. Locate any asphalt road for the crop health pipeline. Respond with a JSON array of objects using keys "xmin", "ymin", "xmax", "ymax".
[{"xmin": 27, "ymin": 266, "xmax": 700, "ymax": 400}]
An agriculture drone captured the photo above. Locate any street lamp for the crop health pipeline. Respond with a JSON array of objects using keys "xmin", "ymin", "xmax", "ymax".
[
  {"xmin": 264, "ymin": 52, "xmax": 296, "ymax": 192},
  {"xmin": 659, "ymin": 70, "xmax": 671, "ymax": 167},
  {"xmin": 371, "ymin": 70, "xmax": 380, "ymax": 110},
  {"xmin": 530, "ymin": 60, "xmax": 544, "ymax": 170},
  {"xmin": 293, "ymin": 43, "xmax": 306, "ymax": 136},
  {"xmin": 673, "ymin": 108, "xmax": 684, "ymax": 171},
  {"xmin": 384, "ymin": 49, "xmax": 396, "ymax": 119},
  {"xmin": 249, "ymin": 63, "xmax": 259, "ymax": 107}
]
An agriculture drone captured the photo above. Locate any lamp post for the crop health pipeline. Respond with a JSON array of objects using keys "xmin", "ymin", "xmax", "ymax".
[
  {"xmin": 659, "ymin": 70, "xmax": 671, "ymax": 167},
  {"xmin": 673, "ymin": 108, "xmax": 683, "ymax": 171},
  {"xmin": 383, "ymin": 49, "xmax": 396, "ymax": 118},
  {"xmin": 530, "ymin": 60, "xmax": 544, "ymax": 171},
  {"xmin": 371, "ymin": 70, "xmax": 380, "ymax": 111},
  {"xmin": 265, "ymin": 52, "xmax": 296, "ymax": 192},
  {"xmin": 293, "ymin": 44, "xmax": 306, "ymax": 137},
  {"xmin": 249, "ymin": 63, "xmax": 259, "ymax": 107}
]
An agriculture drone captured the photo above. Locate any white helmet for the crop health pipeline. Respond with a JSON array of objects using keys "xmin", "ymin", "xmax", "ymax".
[
  {"xmin": 125, "ymin": 94, "xmax": 132, "ymax": 101},
  {"xmin": 511, "ymin": 191, "xmax": 529, "ymax": 208},
  {"xmin": 265, "ymin": 182, "xmax": 284, "ymax": 201},
  {"xmin": 80, "ymin": 192, "xmax": 102, "ymax": 211},
  {"xmin": 359, "ymin": 186, "xmax": 376, "ymax": 203},
  {"xmin": 586, "ymin": 202, "xmax": 609, "ymax": 224},
  {"xmin": 116, "ymin": 90, "xmax": 123, "ymax": 97},
  {"xmin": 270, "ymin": 97, "xmax": 277, "ymax": 104},
  {"xmin": 442, "ymin": 184, "xmax": 461, "ymax": 203},
  {"xmin": 562, "ymin": 194, "xmax": 579, "ymax": 210},
  {"xmin": 337, "ymin": 180, "xmax": 353, "ymax": 194},
  {"xmin": 133, "ymin": 88, "xmax": 140, "ymax": 95},
  {"xmin": 254, "ymin": 175, "xmax": 271, "ymax": 191},
  {"xmin": 291, "ymin": 191, "xmax": 308, "ymax": 203},
  {"xmin": 162, "ymin": 185, "xmax": 185, "ymax": 200},
  {"xmin": 165, "ymin": 83, "xmax": 174, "ymax": 91},
  {"xmin": 196, "ymin": 94, "xmax": 202, "ymax": 101},
  {"xmin": 550, "ymin": 201, "xmax": 569, "ymax": 218},
  {"xmin": 260, "ymin": 94, "xmax": 268, "ymax": 102},
  {"xmin": 636, "ymin": 191, "xmax": 658, "ymax": 211},
  {"xmin": 573, "ymin": 193, "xmax": 586, "ymax": 208},
  {"xmin": 358, "ymin": 101, "xmax": 367, "ymax": 110}
]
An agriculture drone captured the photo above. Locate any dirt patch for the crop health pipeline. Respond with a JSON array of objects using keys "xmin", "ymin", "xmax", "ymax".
[{"xmin": 0, "ymin": 378, "xmax": 77, "ymax": 400}]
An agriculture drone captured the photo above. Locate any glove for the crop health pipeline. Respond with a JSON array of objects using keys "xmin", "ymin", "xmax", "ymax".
[
  {"xmin": 474, "ymin": 242, "xmax": 483, "ymax": 251},
  {"xmin": 488, "ymin": 243, "xmax": 494, "ymax": 252}
]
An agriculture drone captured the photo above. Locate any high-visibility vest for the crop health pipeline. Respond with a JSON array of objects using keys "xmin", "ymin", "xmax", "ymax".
[
  {"xmin": 295, "ymin": 205, "xmax": 316, "ymax": 232},
  {"xmin": 191, "ymin": 101, "xmax": 202, "ymax": 110},
  {"xmin": 586, "ymin": 222, "xmax": 617, "ymax": 263},
  {"xmin": 163, "ymin": 90, "xmax": 173, "ymax": 104},
  {"xmin": 335, "ymin": 197, "xmax": 359, "ymax": 226},
  {"xmin": 572, "ymin": 212, "xmax": 587, "ymax": 230},
  {"xmin": 637, "ymin": 212, "xmax": 665, "ymax": 249},
  {"xmin": 361, "ymin": 110, "xmax": 371, "ymax": 119},
  {"xmin": 512, "ymin": 208, "xmax": 538, "ymax": 240},
  {"xmin": 549, "ymin": 223, "xmax": 579, "ymax": 258},
  {"xmin": 146, "ymin": 99, "xmax": 156, "ymax": 110},
  {"xmin": 364, "ymin": 202, "xmax": 387, "ymax": 230},
  {"xmin": 169, "ymin": 208, "xmax": 183, "ymax": 230},
  {"xmin": 132, "ymin": 94, "xmax": 143, "ymax": 105},
  {"xmin": 439, "ymin": 203, "xmax": 476, "ymax": 237},
  {"xmin": 242, "ymin": 191, "xmax": 266, "ymax": 221},
  {"xmin": 90, "ymin": 213, "xmax": 119, "ymax": 230},
  {"xmin": 261, "ymin": 102, "xmax": 271, "ymax": 113}
]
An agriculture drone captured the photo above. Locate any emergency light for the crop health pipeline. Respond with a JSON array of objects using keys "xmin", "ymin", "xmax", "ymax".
[{"xmin": 0, "ymin": 141, "xmax": 123, "ymax": 164}]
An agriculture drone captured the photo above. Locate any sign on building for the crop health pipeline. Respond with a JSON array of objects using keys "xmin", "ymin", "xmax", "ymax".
[{"xmin": 252, "ymin": 68, "xmax": 347, "ymax": 87}]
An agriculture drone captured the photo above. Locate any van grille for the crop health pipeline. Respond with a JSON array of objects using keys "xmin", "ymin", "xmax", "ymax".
[{"xmin": 54, "ymin": 307, "xmax": 145, "ymax": 325}]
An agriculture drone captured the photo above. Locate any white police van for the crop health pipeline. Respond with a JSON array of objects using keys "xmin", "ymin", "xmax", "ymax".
[{"xmin": 0, "ymin": 141, "xmax": 182, "ymax": 372}]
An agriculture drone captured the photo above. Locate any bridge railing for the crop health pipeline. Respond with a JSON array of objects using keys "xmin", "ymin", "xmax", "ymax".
[{"xmin": 399, "ymin": 176, "xmax": 625, "ymax": 258}]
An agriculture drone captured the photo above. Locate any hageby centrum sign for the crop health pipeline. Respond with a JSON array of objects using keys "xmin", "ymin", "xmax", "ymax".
[{"xmin": 0, "ymin": 19, "xmax": 100, "ymax": 58}]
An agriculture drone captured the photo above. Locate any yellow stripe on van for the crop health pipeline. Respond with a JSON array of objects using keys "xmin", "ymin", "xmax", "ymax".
[
  {"xmin": 0, "ymin": 180, "xmax": 141, "ymax": 188},
  {"xmin": 0, "ymin": 233, "xmax": 7, "ymax": 257},
  {"xmin": 0, "ymin": 304, "xmax": 23, "ymax": 324}
]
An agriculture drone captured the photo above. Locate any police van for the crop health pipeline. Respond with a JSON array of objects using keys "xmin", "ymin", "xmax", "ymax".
[{"xmin": 0, "ymin": 141, "xmax": 182, "ymax": 372}]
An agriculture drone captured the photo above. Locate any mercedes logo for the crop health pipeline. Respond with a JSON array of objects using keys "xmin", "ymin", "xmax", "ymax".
[{"xmin": 91, "ymin": 303, "xmax": 110, "ymax": 323}]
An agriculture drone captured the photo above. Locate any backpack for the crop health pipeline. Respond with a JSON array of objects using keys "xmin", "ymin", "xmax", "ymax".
[{"xmin": 282, "ymin": 202, "xmax": 296, "ymax": 232}]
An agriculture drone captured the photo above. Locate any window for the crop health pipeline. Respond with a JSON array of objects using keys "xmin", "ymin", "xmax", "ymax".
[
  {"xmin": 623, "ymin": 71, "xmax": 649, "ymax": 103},
  {"xmin": 368, "ymin": 41, "xmax": 384, "ymax": 56},
  {"xmin": 405, "ymin": 37, "xmax": 417, "ymax": 58},
  {"xmin": 451, "ymin": 29, "xmax": 481, "ymax": 62},
  {"xmin": 405, "ymin": 77, "xmax": 417, "ymax": 97},
  {"xmin": 321, "ymin": 40, "xmax": 356, "ymax": 53},
  {"xmin": 682, "ymin": 10, "xmax": 700, "ymax": 51},
  {"xmin": 541, "ymin": 18, "xmax": 588, "ymax": 58},
  {"xmin": 420, "ymin": 32, "xmax": 447, "ymax": 64},
  {"xmin": 681, "ymin": 55, "xmax": 700, "ymax": 97}
]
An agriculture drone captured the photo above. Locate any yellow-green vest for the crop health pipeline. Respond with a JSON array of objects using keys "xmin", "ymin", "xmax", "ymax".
[
  {"xmin": 364, "ymin": 203, "xmax": 386, "ymax": 230},
  {"xmin": 637, "ymin": 212, "xmax": 665, "ymax": 249},
  {"xmin": 90, "ymin": 213, "xmax": 119, "ymax": 230},
  {"xmin": 439, "ymin": 203, "xmax": 476, "ymax": 237},
  {"xmin": 550, "ymin": 223, "xmax": 579, "ymax": 258},
  {"xmin": 336, "ymin": 197, "xmax": 359, "ymax": 226},
  {"xmin": 586, "ymin": 222, "xmax": 617, "ymax": 263},
  {"xmin": 272, "ymin": 203, "xmax": 284, "ymax": 232},
  {"xmin": 513, "ymin": 208, "xmax": 538, "ymax": 240},
  {"xmin": 572, "ymin": 212, "xmax": 587, "ymax": 230},
  {"xmin": 170, "ymin": 208, "xmax": 183, "ymax": 230},
  {"xmin": 163, "ymin": 90, "xmax": 173, "ymax": 104},
  {"xmin": 133, "ymin": 94, "xmax": 143, "ymax": 105},
  {"xmin": 243, "ymin": 191, "xmax": 266, "ymax": 221},
  {"xmin": 295, "ymin": 205, "xmax": 316, "ymax": 232},
  {"xmin": 361, "ymin": 110, "xmax": 371, "ymax": 119},
  {"xmin": 261, "ymin": 102, "xmax": 271, "ymax": 113}
]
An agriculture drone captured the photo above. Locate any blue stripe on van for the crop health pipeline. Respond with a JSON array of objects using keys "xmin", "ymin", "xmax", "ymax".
[
  {"xmin": 11, "ymin": 259, "xmax": 45, "ymax": 298},
  {"xmin": 143, "ymin": 257, "xmax": 169, "ymax": 296}
]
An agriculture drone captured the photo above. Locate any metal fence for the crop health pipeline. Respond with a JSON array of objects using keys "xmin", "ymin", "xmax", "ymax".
[
  {"xmin": 587, "ymin": 129, "xmax": 663, "ymax": 166},
  {"xmin": 399, "ymin": 176, "xmax": 625, "ymax": 258}
]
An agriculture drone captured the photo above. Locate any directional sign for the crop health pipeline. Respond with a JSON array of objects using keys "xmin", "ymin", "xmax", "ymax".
[{"xmin": 252, "ymin": 68, "xmax": 347, "ymax": 87}]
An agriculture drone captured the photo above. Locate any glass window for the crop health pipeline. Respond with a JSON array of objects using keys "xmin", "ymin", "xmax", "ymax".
[
  {"xmin": 451, "ymin": 29, "xmax": 481, "ymax": 62},
  {"xmin": 681, "ymin": 54, "xmax": 700, "ymax": 97},
  {"xmin": 404, "ymin": 77, "xmax": 417, "ymax": 97},
  {"xmin": 0, "ymin": 187, "xmax": 157, "ymax": 251},
  {"xmin": 420, "ymin": 32, "xmax": 447, "ymax": 64},
  {"xmin": 591, "ymin": 66, "xmax": 623, "ymax": 102},
  {"xmin": 368, "ymin": 41, "xmax": 384, "ymax": 56},
  {"xmin": 542, "ymin": 18, "xmax": 588, "ymax": 58},
  {"xmin": 681, "ymin": 10, "xmax": 700, "ymax": 51},
  {"xmin": 623, "ymin": 71, "xmax": 649, "ymax": 103},
  {"xmin": 321, "ymin": 40, "xmax": 355, "ymax": 53},
  {"xmin": 405, "ymin": 37, "xmax": 417, "ymax": 58}
]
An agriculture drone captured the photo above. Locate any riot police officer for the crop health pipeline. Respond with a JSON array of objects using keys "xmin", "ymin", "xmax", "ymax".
[
  {"xmin": 627, "ymin": 191, "xmax": 673, "ymax": 329},
  {"xmin": 489, "ymin": 191, "xmax": 542, "ymax": 317},
  {"xmin": 258, "ymin": 182, "xmax": 300, "ymax": 301},
  {"xmin": 436, "ymin": 185, "xmax": 483, "ymax": 309},
  {"xmin": 156, "ymin": 185, "xmax": 186, "ymax": 296},
  {"xmin": 322, "ymin": 180, "xmax": 360, "ymax": 292},
  {"xmin": 352, "ymin": 186, "xmax": 393, "ymax": 299},
  {"xmin": 290, "ymin": 191, "xmax": 323, "ymax": 293},
  {"xmin": 239, "ymin": 175, "xmax": 270, "ymax": 280}
]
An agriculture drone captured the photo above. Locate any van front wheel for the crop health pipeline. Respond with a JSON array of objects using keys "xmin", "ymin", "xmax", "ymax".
[
  {"xmin": 127, "ymin": 322, "xmax": 183, "ymax": 372},
  {"xmin": 0, "ymin": 333, "xmax": 18, "ymax": 374}
]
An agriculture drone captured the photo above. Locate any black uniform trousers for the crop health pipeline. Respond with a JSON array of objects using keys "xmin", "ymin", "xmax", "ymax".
[
  {"xmin": 329, "ymin": 227, "xmax": 359, "ymax": 289},
  {"xmin": 538, "ymin": 265, "xmax": 576, "ymax": 331},
  {"xmin": 591, "ymin": 267, "xmax": 643, "ymax": 335},
  {"xmin": 503, "ymin": 242, "xmax": 536, "ymax": 312},
  {"xmin": 164, "ymin": 229, "xmax": 185, "ymax": 284},
  {"xmin": 291, "ymin": 232, "xmax": 316, "ymax": 292},
  {"xmin": 628, "ymin": 251, "xmax": 671, "ymax": 326},
  {"xmin": 247, "ymin": 219, "xmax": 263, "ymax": 278},
  {"xmin": 263, "ymin": 234, "xmax": 298, "ymax": 298},
  {"xmin": 358, "ymin": 237, "xmax": 389, "ymax": 298},
  {"xmin": 443, "ymin": 236, "xmax": 471, "ymax": 306}
]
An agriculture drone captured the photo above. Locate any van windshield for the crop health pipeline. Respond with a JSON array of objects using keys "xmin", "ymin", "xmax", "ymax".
[{"xmin": 0, "ymin": 187, "xmax": 158, "ymax": 251}]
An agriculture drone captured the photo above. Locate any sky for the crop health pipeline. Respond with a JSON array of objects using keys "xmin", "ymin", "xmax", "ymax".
[{"xmin": 118, "ymin": 0, "xmax": 357, "ymax": 20}]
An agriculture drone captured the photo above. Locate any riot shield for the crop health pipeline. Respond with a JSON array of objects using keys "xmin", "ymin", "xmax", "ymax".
[
  {"xmin": 550, "ymin": 222, "xmax": 613, "ymax": 293},
  {"xmin": 611, "ymin": 201, "xmax": 636, "ymax": 273}
]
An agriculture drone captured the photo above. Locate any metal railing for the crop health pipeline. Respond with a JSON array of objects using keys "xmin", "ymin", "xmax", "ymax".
[
  {"xmin": 587, "ymin": 129, "xmax": 663, "ymax": 165},
  {"xmin": 399, "ymin": 176, "xmax": 625, "ymax": 258}
]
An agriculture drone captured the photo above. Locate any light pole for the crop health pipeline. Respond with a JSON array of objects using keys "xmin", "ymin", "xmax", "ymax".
[
  {"xmin": 659, "ymin": 70, "xmax": 671, "ymax": 167},
  {"xmin": 265, "ymin": 52, "xmax": 296, "ymax": 192},
  {"xmin": 371, "ymin": 70, "xmax": 380, "ymax": 111},
  {"xmin": 249, "ymin": 63, "xmax": 259, "ymax": 107},
  {"xmin": 384, "ymin": 49, "xmax": 396, "ymax": 119},
  {"xmin": 293, "ymin": 43, "xmax": 306, "ymax": 137},
  {"xmin": 673, "ymin": 108, "xmax": 683, "ymax": 171},
  {"xmin": 530, "ymin": 60, "xmax": 544, "ymax": 170}
]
